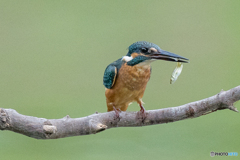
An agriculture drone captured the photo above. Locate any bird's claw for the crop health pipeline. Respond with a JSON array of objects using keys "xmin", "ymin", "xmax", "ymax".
[
  {"xmin": 113, "ymin": 106, "xmax": 121, "ymax": 120},
  {"xmin": 137, "ymin": 104, "xmax": 147, "ymax": 122}
]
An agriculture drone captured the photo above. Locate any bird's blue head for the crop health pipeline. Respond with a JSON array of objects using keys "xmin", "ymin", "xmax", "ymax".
[
  {"xmin": 127, "ymin": 41, "xmax": 161, "ymax": 56},
  {"xmin": 123, "ymin": 41, "xmax": 189, "ymax": 66}
]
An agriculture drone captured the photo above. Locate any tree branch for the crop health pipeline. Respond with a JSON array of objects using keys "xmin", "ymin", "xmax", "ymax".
[{"xmin": 0, "ymin": 86, "xmax": 239, "ymax": 139}]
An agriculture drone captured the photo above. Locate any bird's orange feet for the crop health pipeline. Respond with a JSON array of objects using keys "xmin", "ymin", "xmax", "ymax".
[
  {"xmin": 137, "ymin": 104, "xmax": 147, "ymax": 122},
  {"xmin": 113, "ymin": 106, "xmax": 121, "ymax": 120}
]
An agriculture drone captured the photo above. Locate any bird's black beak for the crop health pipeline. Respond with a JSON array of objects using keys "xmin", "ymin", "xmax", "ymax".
[{"xmin": 150, "ymin": 50, "xmax": 189, "ymax": 63}]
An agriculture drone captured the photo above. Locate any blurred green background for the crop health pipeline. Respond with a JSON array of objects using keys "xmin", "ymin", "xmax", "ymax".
[{"xmin": 0, "ymin": 0, "xmax": 240, "ymax": 159}]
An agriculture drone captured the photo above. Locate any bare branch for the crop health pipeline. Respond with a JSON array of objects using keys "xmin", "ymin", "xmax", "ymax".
[{"xmin": 1, "ymin": 86, "xmax": 239, "ymax": 139}]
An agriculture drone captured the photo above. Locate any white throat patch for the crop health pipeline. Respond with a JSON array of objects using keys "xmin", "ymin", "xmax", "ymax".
[{"xmin": 137, "ymin": 59, "xmax": 156, "ymax": 66}]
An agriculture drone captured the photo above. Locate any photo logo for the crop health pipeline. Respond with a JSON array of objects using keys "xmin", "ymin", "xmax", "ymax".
[{"xmin": 210, "ymin": 151, "xmax": 238, "ymax": 157}]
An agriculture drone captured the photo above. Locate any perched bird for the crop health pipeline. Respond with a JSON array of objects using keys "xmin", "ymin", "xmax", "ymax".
[{"xmin": 103, "ymin": 41, "xmax": 189, "ymax": 118}]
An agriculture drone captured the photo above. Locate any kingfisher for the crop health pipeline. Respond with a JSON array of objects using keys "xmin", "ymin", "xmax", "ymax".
[{"xmin": 103, "ymin": 41, "xmax": 189, "ymax": 118}]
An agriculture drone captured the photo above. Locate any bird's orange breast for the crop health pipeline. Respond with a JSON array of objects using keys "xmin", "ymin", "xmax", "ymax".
[{"xmin": 105, "ymin": 63, "xmax": 151, "ymax": 111}]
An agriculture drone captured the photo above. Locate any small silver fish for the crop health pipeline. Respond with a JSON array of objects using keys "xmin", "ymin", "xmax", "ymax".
[{"xmin": 170, "ymin": 62, "xmax": 183, "ymax": 84}]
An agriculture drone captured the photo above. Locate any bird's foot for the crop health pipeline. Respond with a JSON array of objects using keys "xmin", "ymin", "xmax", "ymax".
[
  {"xmin": 113, "ymin": 106, "xmax": 121, "ymax": 120},
  {"xmin": 137, "ymin": 105, "xmax": 147, "ymax": 122}
]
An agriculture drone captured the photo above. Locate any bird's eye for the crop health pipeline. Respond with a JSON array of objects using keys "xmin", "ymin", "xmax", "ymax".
[{"xmin": 141, "ymin": 48, "xmax": 148, "ymax": 53}]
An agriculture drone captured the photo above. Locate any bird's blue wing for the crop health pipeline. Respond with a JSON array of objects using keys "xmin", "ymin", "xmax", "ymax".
[{"xmin": 103, "ymin": 65, "xmax": 117, "ymax": 89}]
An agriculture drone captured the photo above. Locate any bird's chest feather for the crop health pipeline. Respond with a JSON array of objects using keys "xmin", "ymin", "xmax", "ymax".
[
  {"xmin": 117, "ymin": 63, "xmax": 151, "ymax": 91},
  {"xmin": 105, "ymin": 62, "xmax": 151, "ymax": 108}
]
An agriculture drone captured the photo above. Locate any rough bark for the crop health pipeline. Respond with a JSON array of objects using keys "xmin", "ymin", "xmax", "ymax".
[{"xmin": 0, "ymin": 86, "xmax": 239, "ymax": 139}]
